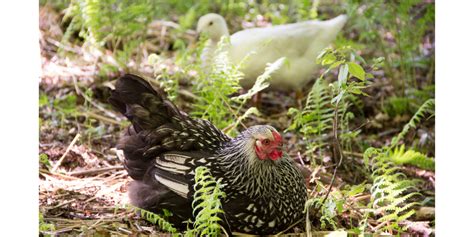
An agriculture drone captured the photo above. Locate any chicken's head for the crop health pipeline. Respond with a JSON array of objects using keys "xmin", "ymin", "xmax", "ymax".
[{"xmin": 249, "ymin": 125, "xmax": 283, "ymax": 161}]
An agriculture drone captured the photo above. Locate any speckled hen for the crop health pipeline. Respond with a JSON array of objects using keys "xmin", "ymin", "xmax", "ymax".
[{"xmin": 108, "ymin": 74, "xmax": 307, "ymax": 234}]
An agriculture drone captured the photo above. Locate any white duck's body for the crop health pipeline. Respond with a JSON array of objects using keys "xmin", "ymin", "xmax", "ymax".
[{"xmin": 197, "ymin": 14, "xmax": 348, "ymax": 91}]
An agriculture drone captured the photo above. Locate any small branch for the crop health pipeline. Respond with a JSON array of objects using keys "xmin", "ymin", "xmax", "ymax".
[
  {"xmin": 275, "ymin": 217, "xmax": 304, "ymax": 236},
  {"xmin": 297, "ymin": 152, "xmax": 305, "ymax": 166},
  {"xmin": 373, "ymin": 220, "xmax": 389, "ymax": 232},
  {"xmin": 352, "ymin": 194, "xmax": 371, "ymax": 203},
  {"xmin": 40, "ymin": 169, "xmax": 78, "ymax": 180},
  {"xmin": 83, "ymin": 111, "xmax": 123, "ymax": 125},
  {"xmin": 343, "ymin": 151, "xmax": 364, "ymax": 158},
  {"xmin": 51, "ymin": 133, "xmax": 81, "ymax": 172},
  {"xmin": 68, "ymin": 165, "xmax": 123, "ymax": 176},
  {"xmin": 47, "ymin": 199, "xmax": 76, "ymax": 210},
  {"xmin": 178, "ymin": 89, "xmax": 199, "ymax": 100}
]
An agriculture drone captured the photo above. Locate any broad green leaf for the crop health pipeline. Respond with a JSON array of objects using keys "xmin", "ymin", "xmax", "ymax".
[
  {"xmin": 348, "ymin": 62, "xmax": 366, "ymax": 81},
  {"xmin": 322, "ymin": 53, "xmax": 337, "ymax": 65},
  {"xmin": 329, "ymin": 61, "xmax": 343, "ymax": 70}
]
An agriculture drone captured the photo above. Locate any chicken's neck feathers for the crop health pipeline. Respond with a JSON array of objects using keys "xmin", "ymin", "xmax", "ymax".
[{"xmin": 217, "ymin": 136, "xmax": 300, "ymax": 199}]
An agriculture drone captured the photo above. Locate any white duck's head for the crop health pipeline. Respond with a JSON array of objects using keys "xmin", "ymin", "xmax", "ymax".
[{"xmin": 197, "ymin": 13, "xmax": 229, "ymax": 42}]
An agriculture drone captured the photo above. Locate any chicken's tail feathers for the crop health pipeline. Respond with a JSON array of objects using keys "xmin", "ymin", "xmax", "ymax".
[
  {"xmin": 109, "ymin": 74, "xmax": 184, "ymax": 180},
  {"xmin": 108, "ymin": 74, "xmax": 182, "ymax": 132},
  {"xmin": 108, "ymin": 74, "xmax": 155, "ymax": 123}
]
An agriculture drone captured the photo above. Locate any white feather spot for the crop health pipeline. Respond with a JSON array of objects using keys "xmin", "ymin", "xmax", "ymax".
[
  {"xmin": 268, "ymin": 220, "xmax": 276, "ymax": 227},
  {"xmin": 235, "ymin": 213, "xmax": 245, "ymax": 218},
  {"xmin": 156, "ymin": 159, "xmax": 191, "ymax": 172},
  {"xmin": 163, "ymin": 154, "xmax": 188, "ymax": 164},
  {"xmin": 155, "ymin": 174, "xmax": 189, "ymax": 198},
  {"xmin": 256, "ymin": 219, "xmax": 265, "ymax": 227}
]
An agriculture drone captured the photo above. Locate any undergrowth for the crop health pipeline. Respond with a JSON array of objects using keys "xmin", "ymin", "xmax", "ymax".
[
  {"xmin": 344, "ymin": 0, "xmax": 434, "ymax": 92},
  {"xmin": 301, "ymin": 44, "xmax": 434, "ymax": 234},
  {"xmin": 362, "ymin": 147, "xmax": 421, "ymax": 234},
  {"xmin": 302, "ymin": 45, "xmax": 373, "ymax": 232},
  {"xmin": 61, "ymin": 0, "xmax": 157, "ymax": 72},
  {"xmin": 289, "ymin": 45, "xmax": 372, "ymax": 165},
  {"xmin": 357, "ymin": 98, "xmax": 434, "ymax": 234},
  {"xmin": 287, "ymin": 78, "xmax": 333, "ymax": 161}
]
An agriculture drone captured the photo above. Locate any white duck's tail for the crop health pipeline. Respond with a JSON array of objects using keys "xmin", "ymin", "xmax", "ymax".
[
  {"xmin": 319, "ymin": 14, "xmax": 348, "ymax": 41},
  {"xmin": 305, "ymin": 14, "xmax": 347, "ymax": 56}
]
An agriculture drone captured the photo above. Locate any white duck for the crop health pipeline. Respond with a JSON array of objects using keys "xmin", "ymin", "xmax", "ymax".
[{"xmin": 196, "ymin": 13, "xmax": 348, "ymax": 92}]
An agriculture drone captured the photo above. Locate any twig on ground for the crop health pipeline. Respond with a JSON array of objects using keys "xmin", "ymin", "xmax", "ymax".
[
  {"xmin": 40, "ymin": 169, "xmax": 79, "ymax": 180},
  {"xmin": 352, "ymin": 194, "xmax": 371, "ymax": 203},
  {"xmin": 178, "ymin": 89, "xmax": 199, "ymax": 100},
  {"xmin": 68, "ymin": 166, "xmax": 124, "ymax": 176},
  {"xmin": 118, "ymin": 227, "xmax": 133, "ymax": 234},
  {"xmin": 297, "ymin": 152, "xmax": 305, "ymax": 166},
  {"xmin": 45, "ymin": 37, "xmax": 82, "ymax": 54},
  {"xmin": 84, "ymin": 111, "xmax": 123, "ymax": 125},
  {"xmin": 51, "ymin": 133, "xmax": 81, "ymax": 172},
  {"xmin": 48, "ymin": 199, "xmax": 76, "ymax": 210},
  {"xmin": 87, "ymin": 217, "xmax": 105, "ymax": 230},
  {"xmin": 275, "ymin": 217, "xmax": 304, "ymax": 236}
]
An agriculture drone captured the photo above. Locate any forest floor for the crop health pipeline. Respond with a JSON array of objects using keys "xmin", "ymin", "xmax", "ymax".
[{"xmin": 39, "ymin": 4, "xmax": 435, "ymax": 236}]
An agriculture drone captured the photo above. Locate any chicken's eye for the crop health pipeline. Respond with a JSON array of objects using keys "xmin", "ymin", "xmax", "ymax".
[
  {"xmin": 209, "ymin": 21, "xmax": 213, "ymax": 26},
  {"xmin": 262, "ymin": 139, "xmax": 270, "ymax": 145}
]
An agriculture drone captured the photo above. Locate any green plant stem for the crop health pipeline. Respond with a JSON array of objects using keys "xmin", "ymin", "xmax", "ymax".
[{"xmin": 312, "ymin": 99, "xmax": 345, "ymax": 226}]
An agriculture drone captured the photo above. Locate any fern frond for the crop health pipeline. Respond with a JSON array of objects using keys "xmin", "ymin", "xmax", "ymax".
[
  {"xmin": 287, "ymin": 78, "xmax": 334, "ymax": 162},
  {"xmin": 234, "ymin": 57, "xmax": 286, "ymax": 101},
  {"xmin": 189, "ymin": 166, "xmax": 226, "ymax": 237},
  {"xmin": 305, "ymin": 194, "xmax": 341, "ymax": 230},
  {"xmin": 192, "ymin": 37, "xmax": 244, "ymax": 131},
  {"xmin": 390, "ymin": 145, "xmax": 435, "ymax": 170},
  {"xmin": 80, "ymin": 0, "xmax": 103, "ymax": 44},
  {"xmin": 391, "ymin": 98, "xmax": 435, "ymax": 146},
  {"xmin": 364, "ymin": 146, "xmax": 421, "ymax": 233},
  {"xmin": 223, "ymin": 107, "xmax": 261, "ymax": 133},
  {"xmin": 128, "ymin": 205, "xmax": 177, "ymax": 233}
]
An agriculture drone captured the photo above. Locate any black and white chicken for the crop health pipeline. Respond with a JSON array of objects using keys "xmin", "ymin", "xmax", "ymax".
[{"xmin": 109, "ymin": 74, "xmax": 307, "ymax": 234}]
